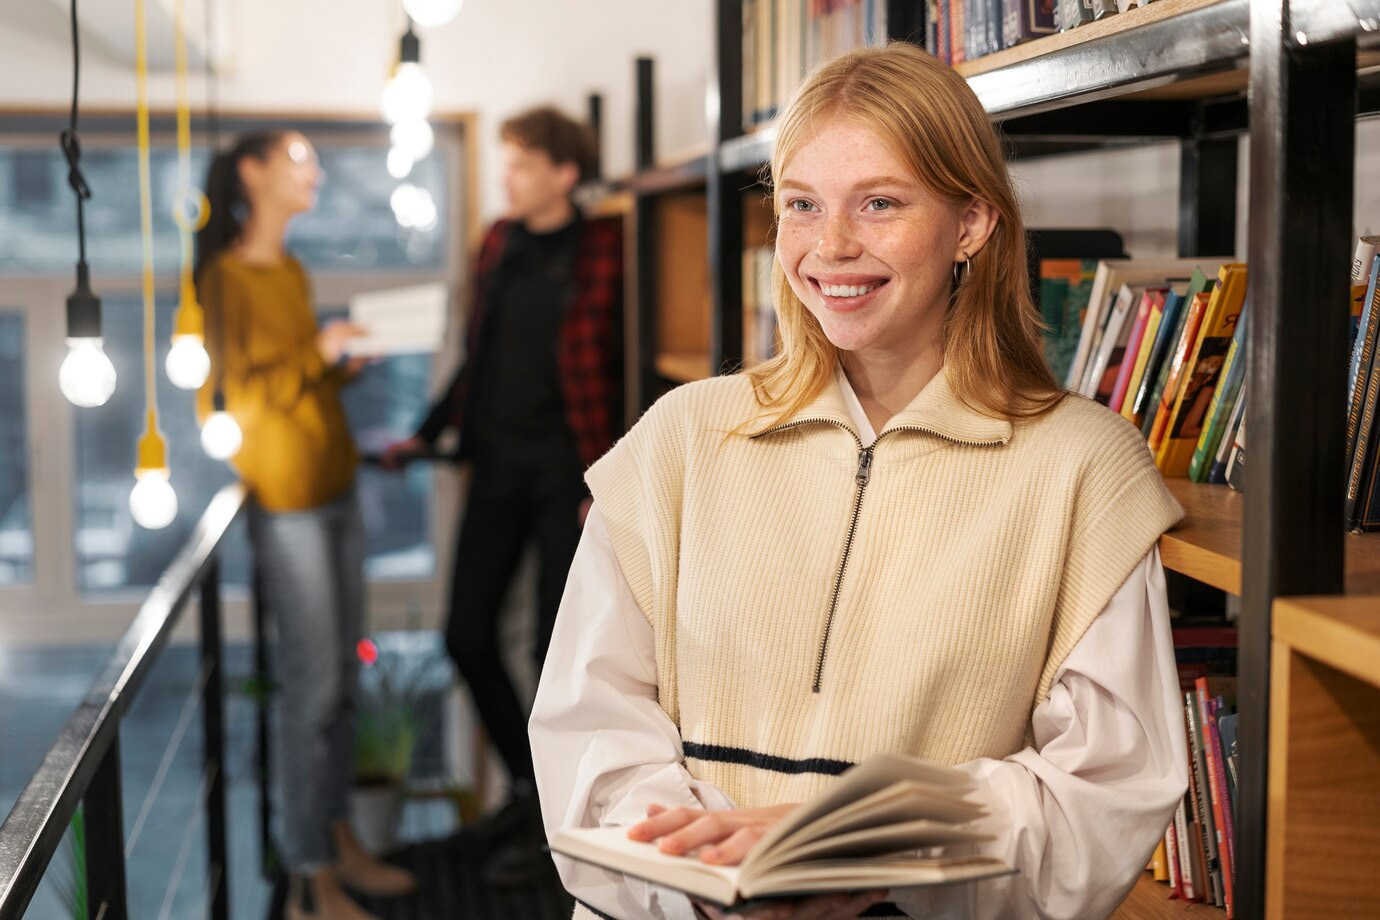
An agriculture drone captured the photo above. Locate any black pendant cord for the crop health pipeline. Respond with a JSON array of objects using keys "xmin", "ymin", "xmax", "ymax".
[{"xmin": 60, "ymin": 0, "xmax": 91, "ymax": 272}]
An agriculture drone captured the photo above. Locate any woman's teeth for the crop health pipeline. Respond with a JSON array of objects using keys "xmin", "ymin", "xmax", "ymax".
[{"xmin": 820, "ymin": 281, "xmax": 880, "ymax": 298}]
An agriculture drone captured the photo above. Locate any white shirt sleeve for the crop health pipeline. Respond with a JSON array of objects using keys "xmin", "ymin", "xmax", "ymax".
[
  {"xmin": 532, "ymin": 505, "xmax": 1187, "ymax": 920},
  {"xmin": 530, "ymin": 507, "xmax": 735, "ymax": 920},
  {"xmin": 892, "ymin": 547, "xmax": 1189, "ymax": 920}
]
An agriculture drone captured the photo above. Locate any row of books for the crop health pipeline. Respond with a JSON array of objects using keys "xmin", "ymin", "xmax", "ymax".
[
  {"xmin": 1345, "ymin": 236, "xmax": 1380, "ymax": 532},
  {"xmin": 1148, "ymin": 666, "xmax": 1240, "ymax": 916},
  {"xmin": 1043, "ymin": 259, "xmax": 1249, "ymax": 487},
  {"xmin": 742, "ymin": 0, "xmax": 889, "ymax": 130},
  {"xmin": 922, "ymin": 0, "xmax": 1165, "ymax": 67}
]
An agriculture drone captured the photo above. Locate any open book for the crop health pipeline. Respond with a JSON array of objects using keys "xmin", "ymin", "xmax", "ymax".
[{"xmin": 550, "ymin": 753, "xmax": 1013, "ymax": 908}]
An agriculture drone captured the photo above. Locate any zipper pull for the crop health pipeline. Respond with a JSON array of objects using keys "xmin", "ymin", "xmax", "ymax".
[{"xmin": 855, "ymin": 447, "xmax": 873, "ymax": 487}]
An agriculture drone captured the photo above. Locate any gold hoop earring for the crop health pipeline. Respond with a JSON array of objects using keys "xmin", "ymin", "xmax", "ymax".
[{"xmin": 952, "ymin": 255, "xmax": 971, "ymax": 287}]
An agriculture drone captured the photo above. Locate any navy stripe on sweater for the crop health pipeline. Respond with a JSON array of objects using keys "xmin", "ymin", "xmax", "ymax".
[{"xmin": 682, "ymin": 741, "xmax": 855, "ymax": 777}]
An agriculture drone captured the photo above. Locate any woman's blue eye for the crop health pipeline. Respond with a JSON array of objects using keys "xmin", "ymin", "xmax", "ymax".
[
  {"xmin": 867, "ymin": 199, "xmax": 892, "ymax": 211},
  {"xmin": 788, "ymin": 199, "xmax": 814, "ymax": 212}
]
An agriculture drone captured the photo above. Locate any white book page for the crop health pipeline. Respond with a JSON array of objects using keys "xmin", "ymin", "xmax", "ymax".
[{"xmin": 346, "ymin": 282, "xmax": 448, "ymax": 356}]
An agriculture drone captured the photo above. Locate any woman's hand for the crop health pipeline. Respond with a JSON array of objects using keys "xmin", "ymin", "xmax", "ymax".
[
  {"xmin": 695, "ymin": 891, "xmax": 888, "ymax": 920},
  {"xmin": 628, "ymin": 803, "xmax": 797, "ymax": 865},
  {"xmin": 316, "ymin": 319, "xmax": 365, "ymax": 364},
  {"xmin": 630, "ymin": 804, "xmax": 887, "ymax": 919}
]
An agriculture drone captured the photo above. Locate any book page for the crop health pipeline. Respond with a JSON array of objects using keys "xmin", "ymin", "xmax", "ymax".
[
  {"xmin": 745, "ymin": 754, "xmax": 972, "ymax": 873},
  {"xmin": 345, "ymin": 282, "xmax": 447, "ymax": 356},
  {"xmin": 551, "ymin": 826, "xmax": 741, "ymax": 906}
]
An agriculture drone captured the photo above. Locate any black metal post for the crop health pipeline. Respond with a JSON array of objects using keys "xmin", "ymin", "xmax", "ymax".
[
  {"xmin": 252, "ymin": 564, "xmax": 275, "ymax": 877},
  {"xmin": 1178, "ymin": 132, "xmax": 1239, "ymax": 257},
  {"xmin": 199, "ymin": 560, "xmax": 229, "ymax": 920},
  {"xmin": 631, "ymin": 56, "xmax": 660, "ymax": 417},
  {"xmin": 1238, "ymin": 3, "xmax": 1354, "ymax": 917},
  {"xmin": 82, "ymin": 735, "xmax": 127, "ymax": 920},
  {"xmin": 635, "ymin": 58, "xmax": 654, "ymax": 171},
  {"xmin": 708, "ymin": 0, "xmax": 744, "ymax": 373},
  {"xmin": 587, "ymin": 92, "xmax": 603, "ymax": 181}
]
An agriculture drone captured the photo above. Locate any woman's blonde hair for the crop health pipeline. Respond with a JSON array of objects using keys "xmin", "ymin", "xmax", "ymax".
[{"xmin": 748, "ymin": 42, "xmax": 1062, "ymax": 425}]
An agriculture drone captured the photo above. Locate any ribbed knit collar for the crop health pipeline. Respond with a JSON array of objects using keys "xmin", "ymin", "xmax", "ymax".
[{"xmin": 756, "ymin": 364, "xmax": 1012, "ymax": 447}]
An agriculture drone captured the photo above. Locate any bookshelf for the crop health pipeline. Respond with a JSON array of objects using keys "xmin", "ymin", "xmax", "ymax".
[
  {"xmin": 1267, "ymin": 596, "xmax": 1380, "ymax": 918},
  {"xmin": 609, "ymin": 0, "xmax": 1380, "ymax": 915},
  {"xmin": 1162, "ymin": 480, "xmax": 1380, "ymax": 596}
]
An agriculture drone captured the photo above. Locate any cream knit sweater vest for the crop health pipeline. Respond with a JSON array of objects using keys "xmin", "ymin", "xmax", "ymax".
[{"xmin": 585, "ymin": 368, "xmax": 1183, "ymax": 811}]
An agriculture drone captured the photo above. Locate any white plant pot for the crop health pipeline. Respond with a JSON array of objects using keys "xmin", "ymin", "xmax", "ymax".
[{"xmin": 349, "ymin": 784, "xmax": 403, "ymax": 855}]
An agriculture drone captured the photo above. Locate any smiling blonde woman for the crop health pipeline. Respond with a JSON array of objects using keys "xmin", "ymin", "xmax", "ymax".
[{"xmin": 531, "ymin": 43, "xmax": 1187, "ymax": 920}]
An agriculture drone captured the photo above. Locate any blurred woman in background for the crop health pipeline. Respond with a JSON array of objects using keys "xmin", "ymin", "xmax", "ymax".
[{"xmin": 197, "ymin": 130, "xmax": 416, "ymax": 920}]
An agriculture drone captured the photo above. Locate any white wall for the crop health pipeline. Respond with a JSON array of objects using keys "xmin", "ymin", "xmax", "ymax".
[{"xmin": 0, "ymin": 0, "xmax": 714, "ymax": 219}]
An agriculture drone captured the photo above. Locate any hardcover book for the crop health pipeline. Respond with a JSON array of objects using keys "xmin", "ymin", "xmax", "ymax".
[
  {"xmin": 1155, "ymin": 263, "xmax": 1248, "ymax": 477},
  {"xmin": 551, "ymin": 754, "xmax": 1012, "ymax": 909}
]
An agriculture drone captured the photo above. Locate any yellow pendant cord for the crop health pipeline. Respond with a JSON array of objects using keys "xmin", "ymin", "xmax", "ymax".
[
  {"xmin": 134, "ymin": 0, "xmax": 165, "ymax": 470},
  {"xmin": 172, "ymin": 0, "xmax": 208, "ymax": 320}
]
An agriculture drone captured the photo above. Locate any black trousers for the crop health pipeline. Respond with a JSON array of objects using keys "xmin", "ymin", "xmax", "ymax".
[{"xmin": 445, "ymin": 464, "xmax": 586, "ymax": 787}]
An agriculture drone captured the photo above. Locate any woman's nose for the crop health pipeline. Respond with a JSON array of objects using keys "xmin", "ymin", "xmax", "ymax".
[{"xmin": 816, "ymin": 213, "xmax": 861, "ymax": 261}]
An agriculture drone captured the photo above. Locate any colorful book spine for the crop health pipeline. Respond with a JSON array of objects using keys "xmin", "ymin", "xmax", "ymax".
[
  {"xmin": 1209, "ymin": 380, "xmax": 1247, "ymax": 485},
  {"xmin": 1185, "ymin": 692, "xmax": 1224, "ymax": 906},
  {"xmin": 1347, "ymin": 253, "xmax": 1380, "ymax": 460},
  {"xmin": 1173, "ymin": 798, "xmax": 1195, "ymax": 900},
  {"xmin": 1132, "ymin": 287, "xmax": 1187, "ymax": 421},
  {"xmin": 1109, "ymin": 288, "xmax": 1158, "ymax": 413},
  {"xmin": 1196, "ymin": 680, "xmax": 1234, "ymax": 917},
  {"xmin": 1141, "ymin": 268, "xmax": 1213, "ymax": 438},
  {"xmin": 1165, "ymin": 817, "xmax": 1183, "ymax": 898},
  {"xmin": 1225, "ymin": 409, "xmax": 1246, "ymax": 492},
  {"xmin": 1155, "ymin": 264, "xmax": 1248, "ymax": 475},
  {"xmin": 1150, "ymin": 838, "xmax": 1170, "ymax": 882},
  {"xmin": 1189, "ymin": 302, "xmax": 1249, "ymax": 482},
  {"xmin": 1148, "ymin": 290, "xmax": 1211, "ymax": 451},
  {"xmin": 1119, "ymin": 289, "xmax": 1166, "ymax": 424}
]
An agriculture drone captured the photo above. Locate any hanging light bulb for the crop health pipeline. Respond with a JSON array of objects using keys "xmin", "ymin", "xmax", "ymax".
[
  {"xmin": 390, "ymin": 118, "xmax": 434, "ymax": 161},
  {"xmin": 403, "ymin": 0, "xmax": 464, "ymax": 28},
  {"xmin": 166, "ymin": 279, "xmax": 210, "ymax": 389},
  {"xmin": 381, "ymin": 63, "xmax": 433, "ymax": 125},
  {"xmin": 60, "ymin": 266, "xmax": 116, "ymax": 407},
  {"xmin": 129, "ymin": 411, "xmax": 177, "ymax": 529},
  {"xmin": 58, "ymin": 0, "xmax": 114, "ymax": 411},
  {"xmin": 200, "ymin": 392, "xmax": 241, "ymax": 460},
  {"xmin": 380, "ymin": 26, "xmax": 432, "ymax": 125},
  {"xmin": 387, "ymin": 145, "xmax": 414, "ymax": 179},
  {"xmin": 60, "ymin": 337, "xmax": 117, "ymax": 407}
]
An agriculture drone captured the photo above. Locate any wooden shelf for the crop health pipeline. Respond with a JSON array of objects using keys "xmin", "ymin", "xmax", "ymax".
[
  {"xmin": 655, "ymin": 351, "xmax": 712, "ymax": 383},
  {"xmin": 1111, "ymin": 873, "xmax": 1225, "ymax": 919},
  {"xmin": 1158, "ymin": 479, "xmax": 1380, "ymax": 596},
  {"xmin": 1267, "ymin": 596, "xmax": 1380, "ymax": 918}
]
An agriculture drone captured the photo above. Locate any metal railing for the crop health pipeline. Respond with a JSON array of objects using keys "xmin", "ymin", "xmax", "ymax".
[{"xmin": 0, "ymin": 484, "xmax": 247, "ymax": 920}]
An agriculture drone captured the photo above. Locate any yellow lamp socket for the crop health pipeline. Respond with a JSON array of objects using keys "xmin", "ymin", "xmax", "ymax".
[
  {"xmin": 135, "ymin": 410, "xmax": 168, "ymax": 475},
  {"xmin": 171, "ymin": 281, "xmax": 205, "ymax": 339}
]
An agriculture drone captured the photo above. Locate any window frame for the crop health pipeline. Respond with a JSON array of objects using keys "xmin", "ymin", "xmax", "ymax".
[{"xmin": 0, "ymin": 114, "xmax": 475, "ymax": 644}]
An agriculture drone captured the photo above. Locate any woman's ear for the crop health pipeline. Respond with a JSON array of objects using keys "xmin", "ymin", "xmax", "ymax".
[{"xmin": 955, "ymin": 199, "xmax": 999, "ymax": 260}]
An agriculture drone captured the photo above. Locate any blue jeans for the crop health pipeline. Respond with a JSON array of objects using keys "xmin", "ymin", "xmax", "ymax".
[{"xmin": 250, "ymin": 487, "xmax": 365, "ymax": 872}]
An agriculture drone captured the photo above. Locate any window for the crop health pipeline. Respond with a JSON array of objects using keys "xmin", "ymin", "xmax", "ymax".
[
  {"xmin": 0, "ymin": 313, "xmax": 32, "ymax": 586},
  {"xmin": 0, "ymin": 117, "xmax": 462, "ymax": 623},
  {"xmin": 0, "ymin": 144, "xmax": 448, "ymax": 276}
]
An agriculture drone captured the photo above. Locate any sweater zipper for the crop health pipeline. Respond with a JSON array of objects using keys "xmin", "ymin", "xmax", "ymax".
[{"xmin": 752, "ymin": 420, "xmax": 1002, "ymax": 693}]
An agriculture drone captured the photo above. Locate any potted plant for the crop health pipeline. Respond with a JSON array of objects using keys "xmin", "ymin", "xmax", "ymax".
[{"xmin": 349, "ymin": 633, "xmax": 448, "ymax": 854}]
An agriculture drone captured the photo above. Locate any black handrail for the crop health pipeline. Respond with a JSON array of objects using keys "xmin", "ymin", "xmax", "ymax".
[{"xmin": 0, "ymin": 483, "xmax": 247, "ymax": 920}]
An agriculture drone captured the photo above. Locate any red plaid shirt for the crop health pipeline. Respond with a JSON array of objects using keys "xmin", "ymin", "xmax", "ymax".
[{"xmin": 416, "ymin": 214, "xmax": 624, "ymax": 468}]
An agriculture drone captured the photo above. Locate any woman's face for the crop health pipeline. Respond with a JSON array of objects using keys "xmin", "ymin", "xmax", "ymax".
[
  {"xmin": 775, "ymin": 117, "xmax": 967, "ymax": 364},
  {"xmin": 241, "ymin": 132, "xmax": 321, "ymax": 216}
]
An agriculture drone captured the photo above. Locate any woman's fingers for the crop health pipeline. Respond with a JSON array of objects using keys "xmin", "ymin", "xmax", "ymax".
[
  {"xmin": 700, "ymin": 826, "xmax": 763, "ymax": 865},
  {"xmin": 626, "ymin": 805, "xmax": 704, "ymax": 842},
  {"xmin": 655, "ymin": 811, "xmax": 739, "ymax": 855}
]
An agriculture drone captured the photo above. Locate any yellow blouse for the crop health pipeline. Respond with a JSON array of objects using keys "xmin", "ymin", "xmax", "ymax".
[{"xmin": 197, "ymin": 252, "xmax": 357, "ymax": 512}]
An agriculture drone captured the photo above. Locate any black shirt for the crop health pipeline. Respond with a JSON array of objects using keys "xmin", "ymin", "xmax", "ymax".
[{"xmin": 464, "ymin": 218, "xmax": 583, "ymax": 473}]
